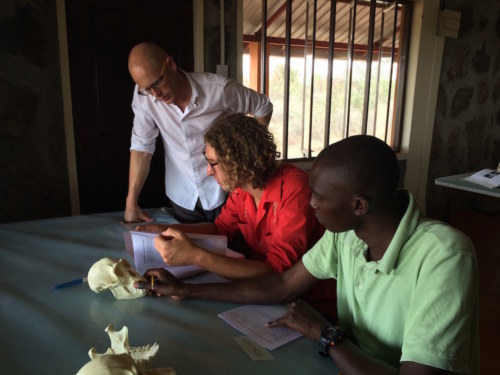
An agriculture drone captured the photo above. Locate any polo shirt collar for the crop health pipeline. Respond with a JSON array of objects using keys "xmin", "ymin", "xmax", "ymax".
[{"xmin": 376, "ymin": 190, "xmax": 420, "ymax": 274}]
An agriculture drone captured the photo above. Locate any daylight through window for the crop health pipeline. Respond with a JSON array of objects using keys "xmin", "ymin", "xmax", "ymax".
[{"xmin": 243, "ymin": 0, "xmax": 412, "ymax": 159}]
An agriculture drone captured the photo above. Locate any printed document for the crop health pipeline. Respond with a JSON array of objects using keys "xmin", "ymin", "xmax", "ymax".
[
  {"xmin": 464, "ymin": 168, "xmax": 500, "ymax": 189},
  {"xmin": 123, "ymin": 231, "xmax": 242, "ymax": 277},
  {"xmin": 218, "ymin": 304, "xmax": 302, "ymax": 350}
]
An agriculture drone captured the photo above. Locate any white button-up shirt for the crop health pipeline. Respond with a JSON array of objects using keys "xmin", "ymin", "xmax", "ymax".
[{"xmin": 130, "ymin": 72, "xmax": 273, "ymax": 211}]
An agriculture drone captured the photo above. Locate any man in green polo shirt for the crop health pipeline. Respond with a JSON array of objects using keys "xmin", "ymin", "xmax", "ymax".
[{"xmin": 135, "ymin": 135, "xmax": 479, "ymax": 374}]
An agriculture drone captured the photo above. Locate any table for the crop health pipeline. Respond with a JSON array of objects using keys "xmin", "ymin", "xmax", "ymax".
[
  {"xmin": 0, "ymin": 209, "xmax": 337, "ymax": 374},
  {"xmin": 435, "ymin": 172, "xmax": 500, "ymax": 198}
]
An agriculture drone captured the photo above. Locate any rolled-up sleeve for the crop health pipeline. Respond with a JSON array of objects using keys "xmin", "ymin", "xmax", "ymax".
[
  {"xmin": 223, "ymin": 80, "xmax": 273, "ymax": 118},
  {"xmin": 130, "ymin": 92, "xmax": 159, "ymax": 154}
]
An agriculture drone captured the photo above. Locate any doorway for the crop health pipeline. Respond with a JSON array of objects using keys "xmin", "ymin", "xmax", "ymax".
[{"xmin": 65, "ymin": 0, "xmax": 194, "ymax": 214}]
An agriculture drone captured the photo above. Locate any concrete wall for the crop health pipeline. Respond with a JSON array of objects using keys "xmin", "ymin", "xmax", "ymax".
[{"xmin": 203, "ymin": 0, "xmax": 238, "ymax": 80}]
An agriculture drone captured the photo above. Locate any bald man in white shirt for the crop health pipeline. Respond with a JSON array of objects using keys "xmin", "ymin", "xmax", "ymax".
[{"xmin": 126, "ymin": 42, "xmax": 273, "ymax": 224}]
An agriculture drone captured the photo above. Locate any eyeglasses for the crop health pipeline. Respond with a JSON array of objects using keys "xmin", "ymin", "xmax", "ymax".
[
  {"xmin": 202, "ymin": 150, "xmax": 219, "ymax": 169},
  {"xmin": 137, "ymin": 58, "xmax": 168, "ymax": 96}
]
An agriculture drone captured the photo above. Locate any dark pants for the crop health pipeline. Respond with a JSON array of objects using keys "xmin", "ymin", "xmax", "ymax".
[{"xmin": 169, "ymin": 197, "xmax": 225, "ymax": 223}]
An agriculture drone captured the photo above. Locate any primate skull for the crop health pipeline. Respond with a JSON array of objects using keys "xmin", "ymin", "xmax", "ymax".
[
  {"xmin": 76, "ymin": 324, "xmax": 176, "ymax": 375},
  {"xmin": 90, "ymin": 325, "xmax": 159, "ymax": 364},
  {"xmin": 87, "ymin": 257, "xmax": 148, "ymax": 300},
  {"xmin": 76, "ymin": 353, "xmax": 141, "ymax": 375}
]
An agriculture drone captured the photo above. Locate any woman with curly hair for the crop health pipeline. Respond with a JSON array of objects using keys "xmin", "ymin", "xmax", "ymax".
[{"xmin": 139, "ymin": 113, "xmax": 336, "ymax": 317}]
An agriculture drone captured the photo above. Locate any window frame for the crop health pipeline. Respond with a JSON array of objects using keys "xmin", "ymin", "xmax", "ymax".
[{"xmin": 242, "ymin": 0, "xmax": 413, "ymax": 160}]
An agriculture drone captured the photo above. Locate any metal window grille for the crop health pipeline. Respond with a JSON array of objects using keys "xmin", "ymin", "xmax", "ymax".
[{"xmin": 243, "ymin": 0, "xmax": 412, "ymax": 159}]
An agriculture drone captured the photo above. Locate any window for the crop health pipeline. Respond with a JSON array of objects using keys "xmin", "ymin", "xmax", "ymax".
[{"xmin": 243, "ymin": 0, "xmax": 412, "ymax": 159}]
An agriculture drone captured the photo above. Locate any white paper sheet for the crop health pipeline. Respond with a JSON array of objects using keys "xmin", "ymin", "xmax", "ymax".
[
  {"xmin": 218, "ymin": 304, "xmax": 302, "ymax": 350},
  {"xmin": 123, "ymin": 231, "xmax": 242, "ymax": 277},
  {"xmin": 464, "ymin": 168, "xmax": 500, "ymax": 189}
]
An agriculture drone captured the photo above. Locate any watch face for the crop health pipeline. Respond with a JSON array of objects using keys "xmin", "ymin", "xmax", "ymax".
[
  {"xmin": 323, "ymin": 327, "xmax": 336, "ymax": 336},
  {"xmin": 327, "ymin": 331, "xmax": 336, "ymax": 340},
  {"xmin": 320, "ymin": 327, "xmax": 337, "ymax": 343},
  {"xmin": 320, "ymin": 326, "xmax": 344, "ymax": 350}
]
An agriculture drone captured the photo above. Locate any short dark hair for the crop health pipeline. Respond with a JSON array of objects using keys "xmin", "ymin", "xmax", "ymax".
[{"xmin": 315, "ymin": 135, "xmax": 400, "ymax": 199}]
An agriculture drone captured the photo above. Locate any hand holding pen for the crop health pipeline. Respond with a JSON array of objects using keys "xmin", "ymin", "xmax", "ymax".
[{"xmin": 134, "ymin": 268, "xmax": 186, "ymax": 299}]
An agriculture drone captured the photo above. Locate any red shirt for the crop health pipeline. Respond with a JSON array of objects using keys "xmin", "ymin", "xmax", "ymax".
[
  {"xmin": 215, "ymin": 164, "xmax": 337, "ymax": 318},
  {"xmin": 215, "ymin": 164, "xmax": 324, "ymax": 272}
]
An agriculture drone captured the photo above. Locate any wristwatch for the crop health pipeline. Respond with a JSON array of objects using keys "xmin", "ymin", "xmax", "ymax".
[{"xmin": 318, "ymin": 325, "xmax": 346, "ymax": 357}]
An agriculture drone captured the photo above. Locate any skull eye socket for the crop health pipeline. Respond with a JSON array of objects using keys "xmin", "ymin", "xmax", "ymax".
[
  {"xmin": 128, "ymin": 270, "xmax": 136, "ymax": 277},
  {"xmin": 114, "ymin": 267, "xmax": 125, "ymax": 277}
]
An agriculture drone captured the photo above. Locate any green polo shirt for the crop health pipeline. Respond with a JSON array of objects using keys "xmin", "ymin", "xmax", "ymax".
[{"xmin": 302, "ymin": 191, "xmax": 479, "ymax": 373}]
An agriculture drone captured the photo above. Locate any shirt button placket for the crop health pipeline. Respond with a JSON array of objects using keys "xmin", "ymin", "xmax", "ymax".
[{"xmin": 357, "ymin": 266, "xmax": 366, "ymax": 291}]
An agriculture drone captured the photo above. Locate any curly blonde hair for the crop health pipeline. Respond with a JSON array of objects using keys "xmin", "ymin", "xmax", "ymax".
[{"xmin": 204, "ymin": 113, "xmax": 280, "ymax": 190}]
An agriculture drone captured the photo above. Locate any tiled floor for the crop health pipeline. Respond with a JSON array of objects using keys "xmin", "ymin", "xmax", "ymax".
[{"xmin": 448, "ymin": 210, "xmax": 500, "ymax": 374}]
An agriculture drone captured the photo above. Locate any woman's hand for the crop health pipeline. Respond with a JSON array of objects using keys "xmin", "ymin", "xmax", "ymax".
[{"xmin": 154, "ymin": 228, "xmax": 199, "ymax": 266}]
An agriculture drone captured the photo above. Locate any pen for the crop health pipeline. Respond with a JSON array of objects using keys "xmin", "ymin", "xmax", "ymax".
[
  {"xmin": 151, "ymin": 276, "xmax": 155, "ymax": 289},
  {"xmin": 54, "ymin": 277, "xmax": 87, "ymax": 290}
]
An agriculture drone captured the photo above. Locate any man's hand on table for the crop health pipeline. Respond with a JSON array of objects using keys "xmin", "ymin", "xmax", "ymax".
[
  {"xmin": 135, "ymin": 223, "xmax": 171, "ymax": 232},
  {"xmin": 266, "ymin": 299, "xmax": 330, "ymax": 341},
  {"xmin": 124, "ymin": 202, "xmax": 154, "ymax": 223},
  {"xmin": 134, "ymin": 268, "xmax": 187, "ymax": 299}
]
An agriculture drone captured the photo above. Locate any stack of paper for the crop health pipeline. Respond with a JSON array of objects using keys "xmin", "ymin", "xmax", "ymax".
[
  {"xmin": 123, "ymin": 231, "xmax": 243, "ymax": 277},
  {"xmin": 464, "ymin": 168, "xmax": 500, "ymax": 189}
]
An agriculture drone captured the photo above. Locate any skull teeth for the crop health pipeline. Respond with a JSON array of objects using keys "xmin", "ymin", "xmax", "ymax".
[
  {"xmin": 127, "ymin": 343, "xmax": 159, "ymax": 363},
  {"xmin": 88, "ymin": 325, "xmax": 160, "ymax": 365}
]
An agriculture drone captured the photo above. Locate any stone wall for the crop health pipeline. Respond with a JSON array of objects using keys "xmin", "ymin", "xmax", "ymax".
[
  {"xmin": 426, "ymin": 0, "xmax": 500, "ymax": 218},
  {"xmin": 0, "ymin": 1, "xmax": 70, "ymax": 223}
]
